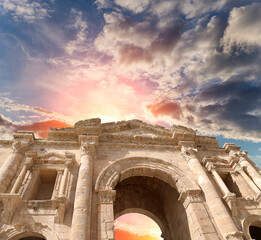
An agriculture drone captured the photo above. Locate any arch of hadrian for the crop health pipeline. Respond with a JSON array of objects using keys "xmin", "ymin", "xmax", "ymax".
[{"xmin": 0, "ymin": 118, "xmax": 261, "ymax": 240}]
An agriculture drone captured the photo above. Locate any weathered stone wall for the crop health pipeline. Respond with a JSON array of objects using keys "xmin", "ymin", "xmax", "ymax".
[{"xmin": 0, "ymin": 119, "xmax": 260, "ymax": 240}]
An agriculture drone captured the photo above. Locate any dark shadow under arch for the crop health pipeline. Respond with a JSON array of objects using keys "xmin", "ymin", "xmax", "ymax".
[
  {"xmin": 250, "ymin": 225, "xmax": 261, "ymax": 240},
  {"xmin": 114, "ymin": 176, "xmax": 191, "ymax": 240}
]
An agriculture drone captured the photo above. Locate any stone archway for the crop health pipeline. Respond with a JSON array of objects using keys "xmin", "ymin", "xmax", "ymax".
[
  {"xmin": 242, "ymin": 215, "xmax": 261, "ymax": 240},
  {"xmin": 0, "ymin": 222, "xmax": 59, "ymax": 240},
  {"xmin": 95, "ymin": 157, "xmax": 212, "ymax": 240}
]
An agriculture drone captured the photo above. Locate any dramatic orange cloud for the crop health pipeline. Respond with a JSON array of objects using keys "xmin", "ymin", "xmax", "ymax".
[{"xmin": 17, "ymin": 120, "xmax": 72, "ymax": 138}]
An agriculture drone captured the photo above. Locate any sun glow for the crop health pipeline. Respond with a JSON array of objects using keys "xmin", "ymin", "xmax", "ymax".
[{"xmin": 114, "ymin": 213, "xmax": 163, "ymax": 240}]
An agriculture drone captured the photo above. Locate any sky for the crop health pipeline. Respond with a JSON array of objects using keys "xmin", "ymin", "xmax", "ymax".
[
  {"xmin": 0, "ymin": 1, "xmax": 261, "ymax": 239},
  {"xmin": 115, "ymin": 213, "xmax": 163, "ymax": 240}
]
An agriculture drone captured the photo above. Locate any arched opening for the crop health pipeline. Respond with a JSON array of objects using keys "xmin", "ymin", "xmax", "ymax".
[
  {"xmin": 19, "ymin": 238, "xmax": 45, "ymax": 240},
  {"xmin": 113, "ymin": 176, "xmax": 191, "ymax": 240},
  {"xmin": 8, "ymin": 232, "xmax": 46, "ymax": 240},
  {"xmin": 249, "ymin": 221, "xmax": 261, "ymax": 240},
  {"xmin": 115, "ymin": 213, "xmax": 163, "ymax": 240}
]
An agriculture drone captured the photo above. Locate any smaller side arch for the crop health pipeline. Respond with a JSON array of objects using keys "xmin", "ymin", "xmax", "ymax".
[
  {"xmin": 0, "ymin": 222, "xmax": 59, "ymax": 240},
  {"xmin": 94, "ymin": 157, "xmax": 201, "ymax": 194},
  {"xmin": 242, "ymin": 215, "xmax": 261, "ymax": 240}
]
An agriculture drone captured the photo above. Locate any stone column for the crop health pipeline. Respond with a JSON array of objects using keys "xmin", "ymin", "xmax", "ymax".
[
  {"xmin": 205, "ymin": 163, "xmax": 238, "ymax": 216},
  {"xmin": 235, "ymin": 165, "xmax": 261, "ymax": 201},
  {"xmin": 0, "ymin": 141, "xmax": 27, "ymax": 193},
  {"xmin": 182, "ymin": 147, "xmax": 243, "ymax": 240},
  {"xmin": 10, "ymin": 152, "xmax": 36, "ymax": 194},
  {"xmin": 97, "ymin": 189, "xmax": 116, "ymax": 240},
  {"xmin": 238, "ymin": 151, "xmax": 261, "ymax": 190},
  {"xmin": 179, "ymin": 189, "xmax": 221, "ymax": 240},
  {"xmin": 207, "ymin": 165, "xmax": 235, "ymax": 198},
  {"xmin": 70, "ymin": 142, "xmax": 95, "ymax": 240},
  {"xmin": 59, "ymin": 152, "xmax": 75, "ymax": 198}
]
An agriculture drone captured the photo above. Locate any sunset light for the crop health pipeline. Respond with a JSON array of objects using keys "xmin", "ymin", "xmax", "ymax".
[
  {"xmin": 115, "ymin": 213, "xmax": 163, "ymax": 240},
  {"xmin": 0, "ymin": 0, "xmax": 261, "ymax": 238}
]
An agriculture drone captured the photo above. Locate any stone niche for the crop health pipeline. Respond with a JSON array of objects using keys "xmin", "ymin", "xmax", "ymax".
[{"xmin": 29, "ymin": 170, "xmax": 57, "ymax": 200}]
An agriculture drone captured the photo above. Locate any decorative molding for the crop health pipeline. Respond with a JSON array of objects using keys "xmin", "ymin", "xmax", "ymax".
[
  {"xmin": 13, "ymin": 131, "xmax": 35, "ymax": 144},
  {"xmin": 202, "ymin": 155, "xmax": 238, "ymax": 173},
  {"xmin": 178, "ymin": 189, "xmax": 202, "ymax": 208},
  {"xmin": 36, "ymin": 152, "xmax": 75, "ymax": 166},
  {"xmin": 97, "ymin": 190, "xmax": 116, "ymax": 203},
  {"xmin": 223, "ymin": 143, "xmax": 241, "ymax": 153}
]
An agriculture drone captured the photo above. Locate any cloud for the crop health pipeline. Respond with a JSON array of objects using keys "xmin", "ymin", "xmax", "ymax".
[
  {"xmin": 222, "ymin": 2, "xmax": 261, "ymax": 53},
  {"xmin": 0, "ymin": 0, "xmax": 50, "ymax": 22},
  {"xmin": 65, "ymin": 9, "xmax": 89, "ymax": 55},
  {"xmin": 146, "ymin": 74, "xmax": 261, "ymax": 142},
  {"xmin": 146, "ymin": 100, "xmax": 182, "ymax": 119},
  {"xmin": 197, "ymin": 75, "xmax": 261, "ymax": 132},
  {"xmin": 114, "ymin": 0, "xmax": 150, "ymax": 13},
  {"xmin": 0, "ymin": 95, "xmax": 74, "ymax": 124},
  {"xmin": 0, "ymin": 114, "xmax": 72, "ymax": 139}
]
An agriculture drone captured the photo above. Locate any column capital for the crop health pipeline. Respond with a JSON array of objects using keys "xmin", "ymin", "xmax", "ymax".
[
  {"xmin": 24, "ymin": 151, "xmax": 37, "ymax": 169},
  {"xmin": 12, "ymin": 140, "xmax": 28, "ymax": 155},
  {"xmin": 178, "ymin": 189, "xmax": 202, "ymax": 208},
  {"xmin": 65, "ymin": 151, "xmax": 76, "ymax": 167},
  {"xmin": 80, "ymin": 141, "xmax": 96, "ymax": 156},
  {"xmin": 98, "ymin": 189, "xmax": 116, "ymax": 204},
  {"xmin": 181, "ymin": 146, "xmax": 198, "ymax": 162},
  {"xmin": 238, "ymin": 151, "xmax": 250, "ymax": 163},
  {"xmin": 233, "ymin": 164, "xmax": 244, "ymax": 173},
  {"xmin": 205, "ymin": 162, "xmax": 216, "ymax": 172}
]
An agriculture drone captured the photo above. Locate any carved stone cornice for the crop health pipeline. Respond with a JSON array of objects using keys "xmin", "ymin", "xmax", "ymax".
[
  {"xmin": 203, "ymin": 155, "xmax": 237, "ymax": 173},
  {"xmin": 13, "ymin": 131, "xmax": 35, "ymax": 144},
  {"xmin": 223, "ymin": 143, "xmax": 241, "ymax": 153},
  {"xmin": 178, "ymin": 189, "xmax": 202, "ymax": 208},
  {"xmin": 97, "ymin": 189, "xmax": 116, "ymax": 203},
  {"xmin": 101, "ymin": 119, "xmax": 171, "ymax": 137},
  {"xmin": 100, "ymin": 133, "xmax": 173, "ymax": 146},
  {"xmin": 34, "ymin": 152, "xmax": 76, "ymax": 167}
]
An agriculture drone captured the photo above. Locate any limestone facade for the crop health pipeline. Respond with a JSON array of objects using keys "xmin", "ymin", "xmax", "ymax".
[{"xmin": 0, "ymin": 118, "xmax": 260, "ymax": 240}]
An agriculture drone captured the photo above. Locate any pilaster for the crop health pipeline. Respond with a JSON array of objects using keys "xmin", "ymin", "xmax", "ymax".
[
  {"xmin": 97, "ymin": 189, "xmax": 116, "ymax": 240},
  {"xmin": 181, "ymin": 146, "xmax": 243, "ymax": 240}
]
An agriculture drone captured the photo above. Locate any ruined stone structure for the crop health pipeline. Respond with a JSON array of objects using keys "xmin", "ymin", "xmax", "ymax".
[{"xmin": 0, "ymin": 118, "xmax": 261, "ymax": 240}]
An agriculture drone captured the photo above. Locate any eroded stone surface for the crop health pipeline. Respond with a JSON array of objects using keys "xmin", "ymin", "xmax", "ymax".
[{"xmin": 0, "ymin": 119, "xmax": 260, "ymax": 240}]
